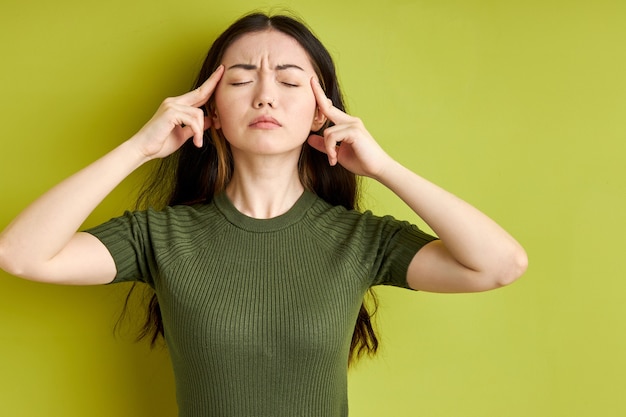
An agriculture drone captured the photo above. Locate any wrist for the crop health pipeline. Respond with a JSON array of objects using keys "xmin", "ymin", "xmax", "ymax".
[
  {"xmin": 371, "ymin": 156, "xmax": 403, "ymax": 184},
  {"xmin": 122, "ymin": 135, "xmax": 155, "ymax": 166}
]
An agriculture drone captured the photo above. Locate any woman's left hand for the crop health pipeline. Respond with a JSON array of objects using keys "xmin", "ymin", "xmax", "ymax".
[{"xmin": 307, "ymin": 78, "xmax": 394, "ymax": 179}]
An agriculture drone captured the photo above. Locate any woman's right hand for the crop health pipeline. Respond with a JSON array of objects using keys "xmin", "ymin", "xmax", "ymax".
[{"xmin": 131, "ymin": 65, "xmax": 224, "ymax": 160}]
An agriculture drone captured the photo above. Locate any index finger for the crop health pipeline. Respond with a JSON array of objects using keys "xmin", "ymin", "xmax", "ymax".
[
  {"xmin": 310, "ymin": 77, "xmax": 352, "ymax": 124},
  {"xmin": 180, "ymin": 65, "xmax": 225, "ymax": 107}
]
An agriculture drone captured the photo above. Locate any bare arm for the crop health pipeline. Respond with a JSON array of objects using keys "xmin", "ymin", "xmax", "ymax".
[
  {"xmin": 0, "ymin": 142, "xmax": 147, "ymax": 285},
  {"xmin": 375, "ymin": 161, "xmax": 527, "ymax": 292},
  {"xmin": 0, "ymin": 66, "xmax": 225, "ymax": 285},
  {"xmin": 308, "ymin": 78, "xmax": 527, "ymax": 293}
]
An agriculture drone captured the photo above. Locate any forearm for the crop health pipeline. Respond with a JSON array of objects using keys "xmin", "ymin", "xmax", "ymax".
[
  {"xmin": 0, "ymin": 139, "xmax": 148, "ymax": 275},
  {"xmin": 374, "ymin": 159, "xmax": 527, "ymax": 280},
  {"xmin": 306, "ymin": 81, "xmax": 526, "ymax": 289}
]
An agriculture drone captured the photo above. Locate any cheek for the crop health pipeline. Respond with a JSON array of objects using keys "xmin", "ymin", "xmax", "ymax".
[
  {"xmin": 213, "ymin": 90, "xmax": 238, "ymax": 130},
  {"xmin": 291, "ymin": 103, "xmax": 318, "ymax": 138},
  {"xmin": 300, "ymin": 97, "xmax": 318, "ymax": 126},
  {"xmin": 292, "ymin": 91, "xmax": 316, "ymax": 116},
  {"xmin": 213, "ymin": 86, "xmax": 228, "ymax": 114}
]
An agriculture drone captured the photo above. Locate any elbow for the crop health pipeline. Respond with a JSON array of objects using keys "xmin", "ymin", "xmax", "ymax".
[
  {"xmin": 494, "ymin": 245, "xmax": 528, "ymax": 288},
  {"xmin": 471, "ymin": 244, "xmax": 528, "ymax": 291},
  {"xmin": 0, "ymin": 238, "xmax": 18, "ymax": 276},
  {"xmin": 0, "ymin": 235, "xmax": 36, "ymax": 279},
  {"xmin": 0, "ymin": 240, "xmax": 25, "ymax": 278}
]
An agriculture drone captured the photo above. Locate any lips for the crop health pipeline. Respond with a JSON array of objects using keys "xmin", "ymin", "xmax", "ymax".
[{"xmin": 249, "ymin": 115, "xmax": 282, "ymax": 129}]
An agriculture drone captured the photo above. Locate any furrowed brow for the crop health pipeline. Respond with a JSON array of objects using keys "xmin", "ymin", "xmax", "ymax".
[
  {"xmin": 227, "ymin": 64, "xmax": 257, "ymax": 71},
  {"xmin": 226, "ymin": 63, "xmax": 305, "ymax": 71},
  {"xmin": 276, "ymin": 64, "xmax": 305, "ymax": 71}
]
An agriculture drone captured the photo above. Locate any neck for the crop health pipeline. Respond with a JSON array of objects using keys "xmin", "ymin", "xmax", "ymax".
[{"xmin": 225, "ymin": 152, "xmax": 305, "ymax": 219}]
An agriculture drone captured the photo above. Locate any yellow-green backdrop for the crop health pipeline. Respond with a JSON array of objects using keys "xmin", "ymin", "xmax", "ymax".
[{"xmin": 1, "ymin": 0, "xmax": 624, "ymax": 416}]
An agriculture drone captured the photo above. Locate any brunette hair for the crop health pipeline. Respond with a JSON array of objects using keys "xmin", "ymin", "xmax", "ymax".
[{"xmin": 126, "ymin": 12, "xmax": 379, "ymax": 364}]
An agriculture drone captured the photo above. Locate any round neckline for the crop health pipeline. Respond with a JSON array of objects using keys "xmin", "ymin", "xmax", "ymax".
[{"xmin": 214, "ymin": 190, "xmax": 317, "ymax": 232}]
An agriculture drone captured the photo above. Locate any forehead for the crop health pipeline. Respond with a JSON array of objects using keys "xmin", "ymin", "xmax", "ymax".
[{"xmin": 221, "ymin": 29, "xmax": 313, "ymax": 69}]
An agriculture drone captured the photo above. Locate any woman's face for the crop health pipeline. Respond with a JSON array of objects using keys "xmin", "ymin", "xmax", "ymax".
[{"xmin": 213, "ymin": 29, "xmax": 324, "ymax": 158}]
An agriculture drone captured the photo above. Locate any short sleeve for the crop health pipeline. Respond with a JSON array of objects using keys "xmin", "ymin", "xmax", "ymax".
[
  {"xmin": 83, "ymin": 211, "xmax": 156, "ymax": 286},
  {"xmin": 367, "ymin": 215, "xmax": 438, "ymax": 289}
]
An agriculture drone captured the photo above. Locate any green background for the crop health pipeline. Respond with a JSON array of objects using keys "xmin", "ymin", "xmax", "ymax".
[{"xmin": 1, "ymin": 0, "xmax": 625, "ymax": 416}]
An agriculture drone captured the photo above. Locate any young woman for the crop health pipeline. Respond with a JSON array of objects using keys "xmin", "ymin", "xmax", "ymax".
[{"xmin": 0, "ymin": 12, "xmax": 527, "ymax": 417}]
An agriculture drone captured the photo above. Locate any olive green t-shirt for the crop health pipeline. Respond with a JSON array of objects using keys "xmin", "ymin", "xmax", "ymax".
[{"xmin": 86, "ymin": 191, "xmax": 436, "ymax": 417}]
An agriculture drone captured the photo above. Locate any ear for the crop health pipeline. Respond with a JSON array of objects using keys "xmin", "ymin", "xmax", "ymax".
[
  {"xmin": 212, "ymin": 113, "xmax": 221, "ymax": 130},
  {"xmin": 310, "ymin": 107, "xmax": 327, "ymax": 132},
  {"xmin": 208, "ymin": 103, "xmax": 221, "ymax": 129}
]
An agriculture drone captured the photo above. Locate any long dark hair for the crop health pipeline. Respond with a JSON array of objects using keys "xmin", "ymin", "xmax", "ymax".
[{"xmin": 125, "ymin": 12, "xmax": 379, "ymax": 365}]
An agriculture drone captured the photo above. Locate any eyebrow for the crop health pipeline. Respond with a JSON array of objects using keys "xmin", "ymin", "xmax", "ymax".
[{"xmin": 227, "ymin": 63, "xmax": 305, "ymax": 71}]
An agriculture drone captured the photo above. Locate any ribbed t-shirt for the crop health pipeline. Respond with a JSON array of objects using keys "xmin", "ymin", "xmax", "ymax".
[{"xmin": 86, "ymin": 190, "xmax": 436, "ymax": 417}]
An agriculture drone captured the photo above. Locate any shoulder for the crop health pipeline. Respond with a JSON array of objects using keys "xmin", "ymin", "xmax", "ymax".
[
  {"xmin": 88, "ymin": 201, "xmax": 226, "ymax": 243},
  {"xmin": 304, "ymin": 194, "xmax": 437, "ymax": 252},
  {"xmin": 305, "ymin": 194, "xmax": 408, "ymax": 227},
  {"xmin": 302, "ymin": 194, "xmax": 412, "ymax": 242},
  {"xmin": 135, "ymin": 201, "xmax": 222, "ymax": 226}
]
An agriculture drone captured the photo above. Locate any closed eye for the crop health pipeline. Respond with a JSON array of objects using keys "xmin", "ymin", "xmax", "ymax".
[
  {"xmin": 231, "ymin": 81, "xmax": 252, "ymax": 86},
  {"xmin": 281, "ymin": 81, "xmax": 299, "ymax": 87}
]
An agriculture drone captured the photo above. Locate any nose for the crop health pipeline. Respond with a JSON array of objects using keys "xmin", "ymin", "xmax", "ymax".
[
  {"xmin": 253, "ymin": 77, "xmax": 276, "ymax": 109},
  {"xmin": 254, "ymin": 96, "xmax": 275, "ymax": 108}
]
